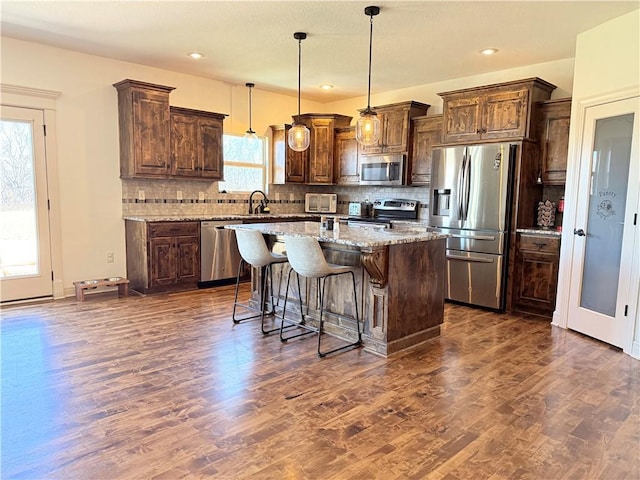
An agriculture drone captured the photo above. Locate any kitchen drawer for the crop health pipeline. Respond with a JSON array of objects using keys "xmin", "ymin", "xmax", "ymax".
[
  {"xmin": 518, "ymin": 234, "xmax": 559, "ymax": 254},
  {"xmin": 149, "ymin": 222, "xmax": 199, "ymax": 238}
]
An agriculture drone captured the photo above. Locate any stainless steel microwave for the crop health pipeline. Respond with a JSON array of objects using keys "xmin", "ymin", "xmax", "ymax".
[{"xmin": 359, "ymin": 154, "xmax": 406, "ymax": 186}]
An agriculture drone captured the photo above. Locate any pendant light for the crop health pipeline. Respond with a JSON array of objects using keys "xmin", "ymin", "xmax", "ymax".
[
  {"xmin": 244, "ymin": 82, "xmax": 257, "ymax": 140},
  {"xmin": 356, "ymin": 6, "xmax": 381, "ymax": 147},
  {"xmin": 288, "ymin": 32, "xmax": 310, "ymax": 152}
]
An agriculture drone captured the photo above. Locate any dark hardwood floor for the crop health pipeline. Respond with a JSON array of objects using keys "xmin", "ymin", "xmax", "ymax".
[{"xmin": 1, "ymin": 285, "xmax": 638, "ymax": 479}]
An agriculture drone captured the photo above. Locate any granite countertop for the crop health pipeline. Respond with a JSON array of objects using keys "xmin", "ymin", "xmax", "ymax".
[
  {"xmin": 516, "ymin": 227, "xmax": 562, "ymax": 237},
  {"xmin": 122, "ymin": 213, "xmax": 329, "ymax": 222},
  {"xmin": 227, "ymin": 221, "xmax": 447, "ymax": 248}
]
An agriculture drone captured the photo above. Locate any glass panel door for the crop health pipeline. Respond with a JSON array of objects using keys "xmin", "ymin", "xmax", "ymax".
[
  {"xmin": 568, "ymin": 96, "xmax": 639, "ymax": 349},
  {"xmin": 579, "ymin": 114, "xmax": 633, "ymax": 316},
  {"xmin": 0, "ymin": 106, "xmax": 52, "ymax": 302}
]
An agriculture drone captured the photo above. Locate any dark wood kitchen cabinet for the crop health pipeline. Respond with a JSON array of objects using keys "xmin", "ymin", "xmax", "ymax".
[
  {"xmin": 125, "ymin": 220, "xmax": 200, "ymax": 294},
  {"xmin": 289, "ymin": 113, "xmax": 352, "ymax": 184},
  {"xmin": 535, "ymin": 98, "xmax": 571, "ymax": 185},
  {"xmin": 114, "ymin": 79, "xmax": 175, "ymax": 178},
  {"xmin": 361, "ymin": 101, "xmax": 430, "ymax": 155},
  {"xmin": 170, "ymin": 106, "xmax": 227, "ymax": 180},
  {"xmin": 439, "ymin": 78, "xmax": 556, "ymax": 144},
  {"xmin": 270, "ymin": 124, "xmax": 308, "ymax": 184},
  {"xmin": 410, "ymin": 114, "xmax": 442, "ymax": 185},
  {"xmin": 512, "ymin": 232, "xmax": 560, "ymax": 317},
  {"xmin": 334, "ymin": 126, "xmax": 360, "ymax": 185}
]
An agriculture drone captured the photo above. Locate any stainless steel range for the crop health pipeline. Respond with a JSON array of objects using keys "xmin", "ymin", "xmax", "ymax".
[{"xmin": 347, "ymin": 198, "xmax": 419, "ymax": 228}]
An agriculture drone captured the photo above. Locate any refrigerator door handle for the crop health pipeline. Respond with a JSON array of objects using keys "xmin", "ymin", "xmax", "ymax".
[
  {"xmin": 463, "ymin": 154, "xmax": 472, "ymax": 221},
  {"xmin": 457, "ymin": 153, "xmax": 467, "ymax": 220},
  {"xmin": 449, "ymin": 233, "xmax": 496, "ymax": 241},
  {"xmin": 446, "ymin": 253, "xmax": 495, "ymax": 263}
]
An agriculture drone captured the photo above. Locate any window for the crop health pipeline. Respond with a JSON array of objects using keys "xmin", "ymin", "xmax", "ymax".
[{"xmin": 219, "ymin": 134, "xmax": 267, "ymax": 192}]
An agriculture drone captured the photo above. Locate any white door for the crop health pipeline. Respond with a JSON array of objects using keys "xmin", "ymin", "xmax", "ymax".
[
  {"xmin": 0, "ymin": 105, "xmax": 53, "ymax": 302},
  {"xmin": 567, "ymin": 96, "xmax": 639, "ymax": 348}
]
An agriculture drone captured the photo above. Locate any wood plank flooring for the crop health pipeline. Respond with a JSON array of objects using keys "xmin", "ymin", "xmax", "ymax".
[{"xmin": 1, "ymin": 285, "xmax": 638, "ymax": 479}]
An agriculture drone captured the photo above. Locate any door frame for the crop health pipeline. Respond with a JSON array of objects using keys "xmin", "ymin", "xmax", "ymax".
[
  {"xmin": 553, "ymin": 87, "xmax": 640, "ymax": 357},
  {"xmin": 1, "ymin": 84, "xmax": 64, "ymax": 300}
]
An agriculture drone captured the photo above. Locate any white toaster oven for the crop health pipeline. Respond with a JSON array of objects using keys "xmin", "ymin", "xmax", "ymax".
[{"xmin": 304, "ymin": 193, "xmax": 337, "ymax": 214}]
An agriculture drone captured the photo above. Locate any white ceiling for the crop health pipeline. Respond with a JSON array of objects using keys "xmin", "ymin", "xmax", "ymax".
[{"xmin": 2, "ymin": 1, "xmax": 638, "ymax": 103}]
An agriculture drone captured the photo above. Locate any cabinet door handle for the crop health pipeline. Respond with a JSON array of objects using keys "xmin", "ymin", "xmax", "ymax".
[
  {"xmin": 533, "ymin": 242, "xmax": 547, "ymax": 248},
  {"xmin": 574, "ymin": 228, "xmax": 586, "ymax": 237}
]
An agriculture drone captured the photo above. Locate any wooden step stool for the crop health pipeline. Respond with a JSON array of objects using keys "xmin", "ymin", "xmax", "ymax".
[{"xmin": 74, "ymin": 277, "xmax": 129, "ymax": 301}]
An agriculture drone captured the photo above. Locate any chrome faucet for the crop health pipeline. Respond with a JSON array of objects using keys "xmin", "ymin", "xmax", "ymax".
[{"xmin": 248, "ymin": 190, "xmax": 269, "ymax": 214}]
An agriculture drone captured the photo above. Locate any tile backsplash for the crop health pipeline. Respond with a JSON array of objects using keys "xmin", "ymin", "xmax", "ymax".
[{"xmin": 122, "ymin": 179, "xmax": 431, "ymax": 219}]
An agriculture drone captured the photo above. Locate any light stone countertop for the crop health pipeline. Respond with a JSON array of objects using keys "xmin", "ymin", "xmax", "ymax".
[
  {"xmin": 516, "ymin": 227, "xmax": 562, "ymax": 237},
  {"xmin": 227, "ymin": 221, "xmax": 447, "ymax": 248},
  {"xmin": 122, "ymin": 213, "xmax": 327, "ymax": 222}
]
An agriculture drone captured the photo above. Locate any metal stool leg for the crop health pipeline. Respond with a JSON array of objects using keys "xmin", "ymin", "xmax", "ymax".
[
  {"xmin": 317, "ymin": 272, "xmax": 362, "ymax": 358},
  {"xmin": 280, "ymin": 270, "xmax": 316, "ymax": 343},
  {"xmin": 233, "ymin": 260, "xmax": 284, "ymax": 334},
  {"xmin": 232, "ymin": 258, "xmax": 248, "ymax": 324}
]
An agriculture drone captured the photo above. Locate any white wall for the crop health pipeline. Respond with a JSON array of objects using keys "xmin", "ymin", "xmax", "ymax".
[
  {"xmin": 0, "ymin": 35, "xmax": 576, "ymax": 298},
  {"xmin": 0, "ymin": 37, "xmax": 325, "ymax": 295},
  {"xmin": 326, "ymin": 58, "xmax": 575, "ymax": 116},
  {"xmin": 553, "ymin": 9, "xmax": 640, "ymax": 356}
]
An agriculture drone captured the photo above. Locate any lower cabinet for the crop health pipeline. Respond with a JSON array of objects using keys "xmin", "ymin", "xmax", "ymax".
[
  {"xmin": 125, "ymin": 220, "xmax": 200, "ymax": 294},
  {"xmin": 512, "ymin": 233, "xmax": 560, "ymax": 317}
]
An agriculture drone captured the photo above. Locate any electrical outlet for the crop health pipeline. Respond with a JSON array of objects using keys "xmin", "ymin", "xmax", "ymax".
[
  {"xmin": 177, "ymin": 191, "xmax": 183, "ymax": 200},
  {"xmin": 275, "ymin": 192, "xmax": 280, "ymax": 201},
  {"xmin": 289, "ymin": 193, "xmax": 295, "ymax": 201},
  {"xmin": 138, "ymin": 190, "xmax": 145, "ymax": 201},
  {"xmin": 106, "ymin": 252, "xmax": 114, "ymax": 263},
  {"xmin": 198, "ymin": 191, "xmax": 205, "ymax": 202}
]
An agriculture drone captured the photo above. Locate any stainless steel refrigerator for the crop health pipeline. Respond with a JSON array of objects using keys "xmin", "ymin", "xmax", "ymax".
[{"xmin": 428, "ymin": 143, "xmax": 516, "ymax": 310}]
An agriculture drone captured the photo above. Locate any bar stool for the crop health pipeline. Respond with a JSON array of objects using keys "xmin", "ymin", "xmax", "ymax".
[
  {"xmin": 280, "ymin": 235, "xmax": 362, "ymax": 357},
  {"xmin": 232, "ymin": 228, "xmax": 288, "ymax": 334}
]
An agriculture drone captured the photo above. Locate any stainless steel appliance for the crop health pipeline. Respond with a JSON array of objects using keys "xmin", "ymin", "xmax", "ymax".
[
  {"xmin": 348, "ymin": 201, "xmax": 372, "ymax": 217},
  {"xmin": 347, "ymin": 198, "xmax": 418, "ymax": 228},
  {"xmin": 200, "ymin": 220, "xmax": 243, "ymax": 285},
  {"xmin": 429, "ymin": 143, "xmax": 516, "ymax": 310},
  {"xmin": 304, "ymin": 193, "xmax": 337, "ymax": 213},
  {"xmin": 359, "ymin": 154, "xmax": 406, "ymax": 186}
]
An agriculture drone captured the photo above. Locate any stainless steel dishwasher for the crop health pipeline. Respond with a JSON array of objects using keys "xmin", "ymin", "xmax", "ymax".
[{"xmin": 199, "ymin": 220, "xmax": 243, "ymax": 286}]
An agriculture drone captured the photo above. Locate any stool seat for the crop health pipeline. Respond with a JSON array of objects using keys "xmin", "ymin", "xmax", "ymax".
[
  {"xmin": 281, "ymin": 235, "xmax": 361, "ymax": 357},
  {"xmin": 232, "ymin": 229, "xmax": 288, "ymax": 334}
]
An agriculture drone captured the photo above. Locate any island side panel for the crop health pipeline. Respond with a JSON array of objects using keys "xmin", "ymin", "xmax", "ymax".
[{"xmin": 386, "ymin": 239, "xmax": 446, "ymax": 352}]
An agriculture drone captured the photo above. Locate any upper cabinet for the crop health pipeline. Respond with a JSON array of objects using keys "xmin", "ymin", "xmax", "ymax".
[
  {"xmin": 288, "ymin": 113, "xmax": 352, "ymax": 184},
  {"xmin": 270, "ymin": 124, "xmax": 308, "ymax": 184},
  {"xmin": 439, "ymin": 78, "xmax": 556, "ymax": 144},
  {"xmin": 361, "ymin": 101, "xmax": 430, "ymax": 155},
  {"xmin": 535, "ymin": 98, "xmax": 572, "ymax": 185},
  {"xmin": 114, "ymin": 79, "xmax": 174, "ymax": 178},
  {"xmin": 170, "ymin": 106, "xmax": 226, "ymax": 180},
  {"xmin": 409, "ymin": 114, "xmax": 443, "ymax": 185},
  {"xmin": 334, "ymin": 126, "xmax": 360, "ymax": 185},
  {"xmin": 114, "ymin": 79, "xmax": 226, "ymax": 180}
]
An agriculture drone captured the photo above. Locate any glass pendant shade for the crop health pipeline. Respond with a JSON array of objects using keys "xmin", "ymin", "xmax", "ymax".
[
  {"xmin": 288, "ymin": 32, "xmax": 310, "ymax": 152},
  {"xmin": 357, "ymin": 6, "xmax": 381, "ymax": 147},
  {"xmin": 356, "ymin": 109, "xmax": 381, "ymax": 146},
  {"xmin": 288, "ymin": 123, "xmax": 310, "ymax": 152}
]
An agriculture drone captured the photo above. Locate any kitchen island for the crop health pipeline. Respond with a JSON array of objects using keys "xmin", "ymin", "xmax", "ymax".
[{"xmin": 228, "ymin": 222, "xmax": 447, "ymax": 357}]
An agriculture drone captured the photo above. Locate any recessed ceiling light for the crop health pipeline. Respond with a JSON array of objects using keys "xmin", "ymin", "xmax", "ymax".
[
  {"xmin": 188, "ymin": 52, "xmax": 205, "ymax": 60},
  {"xmin": 480, "ymin": 48, "xmax": 498, "ymax": 56},
  {"xmin": 319, "ymin": 84, "xmax": 334, "ymax": 90}
]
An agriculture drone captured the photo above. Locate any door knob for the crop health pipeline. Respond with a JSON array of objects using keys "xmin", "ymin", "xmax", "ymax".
[{"xmin": 573, "ymin": 228, "xmax": 586, "ymax": 236}]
